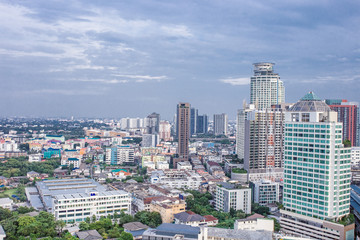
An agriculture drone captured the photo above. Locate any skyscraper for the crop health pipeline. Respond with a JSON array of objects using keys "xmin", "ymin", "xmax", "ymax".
[
  {"xmin": 176, "ymin": 103, "xmax": 190, "ymax": 162},
  {"xmin": 190, "ymin": 108, "xmax": 198, "ymax": 136},
  {"xmin": 280, "ymin": 92, "xmax": 353, "ymax": 239},
  {"xmin": 325, "ymin": 99, "xmax": 358, "ymax": 146},
  {"xmin": 250, "ymin": 63, "xmax": 285, "ymax": 110},
  {"xmin": 236, "ymin": 102, "xmax": 255, "ymax": 160},
  {"xmin": 243, "ymin": 105, "xmax": 285, "ymax": 181},
  {"xmin": 144, "ymin": 112, "xmax": 160, "ymax": 134},
  {"xmin": 213, "ymin": 113, "xmax": 228, "ymax": 136},
  {"xmin": 196, "ymin": 114, "xmax": 208, "ymax": 134}
]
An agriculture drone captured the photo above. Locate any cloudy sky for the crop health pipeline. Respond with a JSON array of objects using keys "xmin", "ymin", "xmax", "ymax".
[{"xmin": 1, "ymin": 0, "xmax": 359, "ymax": 120}]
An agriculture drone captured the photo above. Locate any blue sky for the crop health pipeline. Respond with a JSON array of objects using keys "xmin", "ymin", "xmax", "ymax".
[{"xmin": 1, "ymin": 0, "xmax": 359, "ymax": 120}]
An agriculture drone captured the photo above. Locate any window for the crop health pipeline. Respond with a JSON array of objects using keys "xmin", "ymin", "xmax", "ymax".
[
  {"xmin": 292, "ymin": 113, "xmax": 299, "ymax": 122},
  {"xmin": 302, "ymin": 113, "xmax": 310, "ymax": 122}
]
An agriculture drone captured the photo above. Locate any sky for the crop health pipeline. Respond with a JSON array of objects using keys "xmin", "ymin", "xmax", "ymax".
[{"xmin": 1, "ymin": 0, "xmax": 359, "ymax": 120}]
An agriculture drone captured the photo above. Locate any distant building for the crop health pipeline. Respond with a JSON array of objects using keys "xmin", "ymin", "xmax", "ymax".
[
  {"xmin": 145, "ymin": 112, "xmax": 160, "ymax": 134},
  {"xmin": 352, "ymin": 147, "xmax": 360, "ymax": 165},
  {"xmin": 177, "ymin": 103, "xmax": 190, "ymax": 163},
  {"xmin": 215, "ymin": 182, "xmax": 251, "ymax": 214},
  {"xmin": 142, "ymin": 134, "xmax": 159, "ymax": 148},
  {"xmin": 250, "ymin": 62, "xmax": 285, "ymax": 110},
  {"xmin": 326, "ymin": 99, "xmax": 358, "ymax": 146},
  {"xmin": 213, "ymin": 113, "xmax": 228, "ymax": 136},
  {"xmin": 28, "ymin": 153, "xmax": 42, "ymax": 163},
  {"xmin": 105, "ymin": 146, "xmax": 134, "ymax": 165},
  {"xmin": 45, "ymin": 135, "xmax": 65, "ymax": 143},
  {"xmin": 196, "ymin": 114, "xmax": 208, "ymax": 134},
  {"xmin": 0, "ymin": 198, "xmax": 14, "ymax": 211},
  {"xmin": 190, "ymin": 108, "xmax": 198, "ymax": 135},
  {"xmin": 159, "ymin": 121, "xmax": 172, "ymax": 141},
  {"xmin": 149, "ymin": 197, "xmax": 186, "ymax": 223}
]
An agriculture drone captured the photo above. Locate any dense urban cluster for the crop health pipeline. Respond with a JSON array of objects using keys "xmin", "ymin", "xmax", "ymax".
[{"xmin": 0, "ymin": 63, "xmax": 359, "ymax": 240}]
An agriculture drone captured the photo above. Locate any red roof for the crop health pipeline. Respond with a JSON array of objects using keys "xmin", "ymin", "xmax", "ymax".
[{"xmin": 204, "ymin": 215, "xmax": 218, "ymax": 222}]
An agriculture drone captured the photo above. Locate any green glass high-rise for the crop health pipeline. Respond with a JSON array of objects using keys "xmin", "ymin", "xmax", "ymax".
[{"xmin": 280, "ymin": 92, "xmax": 353, "ymax": 240}]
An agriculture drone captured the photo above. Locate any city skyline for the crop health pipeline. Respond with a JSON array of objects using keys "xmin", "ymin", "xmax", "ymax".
[{"xmin": 1, "ymin": 1, "xmax": 359, "ymax": 119}]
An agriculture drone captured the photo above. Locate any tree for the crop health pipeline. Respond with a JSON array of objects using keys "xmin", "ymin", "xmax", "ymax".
[
  {"xmin": 0, "ymin": 207, "xmax": 12, "ymax": 221},
  {"xmin": 134, "ymin": 211, "xmax": 162, "ymax": 228},
  {"xmin": 17, "ymin": 206, "xmax": 34, "ymax": 214},
  {"xmin": 108, "ymin": 226, "xmax": 121, "ymax": 238},
  {"xmin": 55, "ymin": 220, "xmax": 66, "ymax": 235},
  {"xmin": 343, "ymin": 139, "xmax": 352, "ymax": 147},
  {"xmin": 92, "ymin": 214, "xmax": 96, "ymax": 223},
  {"xmin": 85, "ymin": 217, "xmax": 91, "ymax": 224},
  {"xmin": 272, "ymin": 218, "xmax": 280, "ymax": 232},
  {"xmin": 79, "ymin": 221, "xmax": 90, "ymax": 231},
  {"xmin": 119, "ymin": 231, "xmax": 133, "ymax": 240}
]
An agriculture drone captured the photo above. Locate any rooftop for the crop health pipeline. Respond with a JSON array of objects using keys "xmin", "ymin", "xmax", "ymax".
[
  {"xmin": 289, "ymin": 92, "xmax": 332, "ymax": 112},
  {"xmin": 123, "ymin": 222, "xmax": 148, "ymax": 231}
]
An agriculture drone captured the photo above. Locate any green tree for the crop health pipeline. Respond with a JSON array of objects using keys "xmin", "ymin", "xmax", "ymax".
[
  {"xmin": 85, "ymin": 217, "xmax": 91, "ymax": 224},
  {"xmin": 119, "ymin": 231, "xmax": 133, "ymax": 240},
  {"xmin": 79, "ymin": 221, "xmax": 90, "ymax": 231},
  {"xmin": 55, "ymin": 220, "xmax": 66, "ymax": 235},
  {"xmin": 343, "ymin": 139, "xmax": 352, "ymax": 147},
  {"xmin": 0, "ymin": 207, "xmax": 12, "ymax": 221},
  {"xmin": 272, "ymin": 218, "xmax": 280, "ymax": 232},
  {"xmin": 17, "ymin": 206, "xmax": 35, "ymax": 214},
  {"xmin": 108, "ymin": 226, "xmax": 121, "ymax": 238}
]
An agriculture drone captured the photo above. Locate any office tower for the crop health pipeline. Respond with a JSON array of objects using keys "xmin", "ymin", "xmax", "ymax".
[
  {"xmin": 280, "ymin": 92, "xmax": 353, "ymax": 239},
  {"xmin": 244, "ymin": 105, "xmax": 285, "ymax": 181},
  {"xmin": 145, "ymin": 112, "xmax": 160, "ymax": 134},
  {"xmin": 190, "ymin": 108, "xmax": 198, "ymax": 135},
  {"xmin": 213, "ymin": 113, "xmax": 228, "ymax": 136},
  {"xmin": 159, "ymin": 121, "xmax": 172, "ymax": 141},
  {"xmin": 250, "ymin": 63, "xmax": 285, "ymax": 110},
  {"xmin": 176, "ymin": 103, "xmax": 190, "ymax": 162},
  {"xmin": 326, "ymin": 99, "xmax": 358, "ymax": 146},
  {"xmin": 236, "ymin": 102, "xmax": 255, "ymax": 159},
  {"xmin": 196, "ymin": 114, "xmax": 208, "ymax": 134}
]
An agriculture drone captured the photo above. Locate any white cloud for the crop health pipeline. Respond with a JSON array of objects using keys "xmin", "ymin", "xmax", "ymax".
[{"xmin": 219, "ymin": 77, "xmax": 249, "ymax": 86}]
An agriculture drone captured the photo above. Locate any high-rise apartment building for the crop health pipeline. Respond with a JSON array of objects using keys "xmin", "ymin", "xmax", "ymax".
[
  {"xmin": 196, "ymin": 114, "xmax": 208, "ymax": 134},
  {"xmin": 145, "ymin": 112, "xmax": 160, "ymax": 134},
  {"xmin": 280, "ymin": 92, "xmax": 353, "ymax": 240},
  {"xmin": 244, "ymin": 106, "xmax": 285, "ymax": 181},
  {"xmin": 159, "ymin": 121, "xmax": 172, "ymax": 141},
  {"xmin": 190, "ymin": 108, "xmax": 198, "ymax": 136},
  {"xmin": 176, "ymin": 103, "xmax": 190, "ymax": 162},
  {"xmin": 326, "ymin": 99, "xmax": 358, "ymax": 147},
  {"xmin": 105, "ymin": 146, "xmax": 134, "ymax": 165},
  {"xmin": 213, "ymin": 113, "xmax": 228, "ymax": 136},
  {"xmin": 236, "ymin": 103, "xmax": 255, "ymax": 160},
  {"xmin": 250, "ymin": 63, "xmax": 285, "ymax": 110}
]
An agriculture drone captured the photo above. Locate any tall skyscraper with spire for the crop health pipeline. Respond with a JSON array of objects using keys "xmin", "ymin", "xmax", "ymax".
[
  {"xmin": 250, "ymin": 62, "xmax": 285, "ymax": 110},
  {"xmin": 280, "ymin": 92, "xmax": 353, "ymax": 239}
]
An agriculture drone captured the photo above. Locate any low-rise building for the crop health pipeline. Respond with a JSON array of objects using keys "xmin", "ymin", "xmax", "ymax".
[
  {"xmin": 250, "ymin": 179, "xmax": 279, "ymax": 206},
  {"xmin": 149, "ymin": 196, "xmax": 186, "ymax": 223},
  {"xmin": 234, "ymin": 213, "xmax": 274, "ymax": 232},
  {"xmin": 0, "ymin": 197, "xmax": 14, "ymax": 210},
  {"xmin": 215, "ymin": 182, "xmax": 251, "ymax": 214},
  {"xmin": 28, "ymin": 153, "xmax": 42, "ymax": 162},
  {"xmin": 177, "ymin": 161, "xmax": 193, "ymax": 170},
  {"xmin": 28, "ymin": 178, "xmax": 131, "ymax": 223}
]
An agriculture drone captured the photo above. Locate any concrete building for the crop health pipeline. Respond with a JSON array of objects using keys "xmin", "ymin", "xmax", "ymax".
[
  {"xmin": 244, "ymin": 105, "xmax": 285, "ymax": 181},
  {"xmin": 177, "ymin": 161, "xmax": 192, "ymax": 170},
  {"xmin": 159, "ymin": 121, "xmax": 172, "ymax": 141},
  {"xmin": 145, "ymin": 112, "xmax": 160, "ymax": 134},
  {"xmin": 149, "ymin": 197, "xmax": 186, "ymax": 223},
  {"xmin": 281, "ymin": 92, "xmax": 354, "ymax": 240},
  {"xmin": 105, "ymin": 146, "xmax": 134, "ymax": 165},
  {"xmin": 215, "ymin": 182, "xmax": 251, "ymax": 214},
  {"xmin": 326, "ymin": 99, "xmax": 358, "ymax": 146},
  {"xmin": 250, "ymin": 179, "xmax": 279, "ymax": 206},
  {"xmin": 28, "ymin": 153, "xmax": 42, "ymax": 162},
  {"xmin": 190, "ymin": 108, "xmax": 198, "ymax": 136},
  {"xmin": 150, "ymin": 169, "xmax": 203, "ymax": 190},
  {"xmin": 0, "ymin": 197, "xmax": 13, "ymax": 211},
  {"xmin": 142, "ymin": 134, "xmax": 159, "ymax": 148},
  {"xmin": 28, "ymin": 178, "xmax": 131, "ymax": 223},
  {"xmin": 351, "ymin": 147, "xmax": 360, "ymax": 165},
  {"xmin": 350, "ymin": 185, "xmax": 360, "ymax": 239},
  {"xmin": 196, "ymin": 114, "xmax": 208, "ymax": 134},
  {"xmin": 213, "ymin": 113, "xmax": 228, "ymax": 136},
  {"xmin": 234, "ymin": 213, "xmax": 274, "ymax": 232},
  {"xmin": 236, "ymin": 104, "xmax": 255, "ymax": 159},
  {"xmin": 142, "ymin": 223, "xmax": 200, "ymax": 240},
  {"xmin": 250, "ymin": 62, "xmax": 285, "ymax": 110},
  {"xmin": 176, "ymin": 103, "xmax": 190, "ymax": 163}
]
